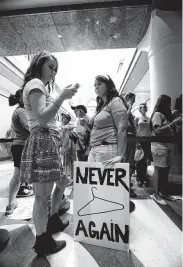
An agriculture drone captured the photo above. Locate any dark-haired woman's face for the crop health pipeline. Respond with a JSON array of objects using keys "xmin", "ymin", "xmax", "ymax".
[
  {"xmin": 94, "ymin": 79, "xmax": 108, "ymax": 98},
  {"xmin": 127, "ymin": 96, "xmax": 135, "ymax": 105},
  {"xmin": 61, "ymin": 115, "xmax": 69, "ymax": 125},
  {"xmin": 41, "ymin": 58, "xmax": 57, "ymax": 85},
  {"xmin": 140, "ymin": 106, "xmax": 146, "ymax": 115}
]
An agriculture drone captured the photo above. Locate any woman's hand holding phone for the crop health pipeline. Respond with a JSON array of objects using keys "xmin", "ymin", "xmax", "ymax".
[{"xmin": 61, "ymin": 84, "xmax": 79, "ymax": 100}]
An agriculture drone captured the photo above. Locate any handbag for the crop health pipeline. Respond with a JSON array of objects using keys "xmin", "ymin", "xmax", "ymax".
[{"xmin": 134, "ymin": 142, "xmax": 144, "ymax": 162}]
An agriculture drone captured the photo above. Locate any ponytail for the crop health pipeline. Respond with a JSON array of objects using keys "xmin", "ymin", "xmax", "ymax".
[
  {"xmin": 8, "ymin": 89, "xmax": 23, "ymax": 107},
  {"xmin": 8, "ymin": 94, "xmax": 19, "ymax": 106}
]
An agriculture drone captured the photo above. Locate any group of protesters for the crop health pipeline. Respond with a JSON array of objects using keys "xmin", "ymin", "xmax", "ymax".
[{"xmin": 4, "ymin": 50, "xmax": 182, "ymax": 256}]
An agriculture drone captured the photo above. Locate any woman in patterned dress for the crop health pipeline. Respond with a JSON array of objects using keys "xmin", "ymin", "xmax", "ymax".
[{"xmin": 20, "ymin": 51, "xmax": 78, "ymax": 256}]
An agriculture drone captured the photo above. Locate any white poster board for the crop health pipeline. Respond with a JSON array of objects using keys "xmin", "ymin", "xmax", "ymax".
[{"xmin": 74, "ymin": 162, "xmax": 130, "ymax": 251}]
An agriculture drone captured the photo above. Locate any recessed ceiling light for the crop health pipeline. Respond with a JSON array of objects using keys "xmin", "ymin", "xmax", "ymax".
[
  {"xmin": 58, "ymin": 34, "xmax": 62, "ymax": 38},
  {"xmin": 113, "ymin": 33, "xmax": 120, "ymax": 39},
  {"xmin": 110, "ymin": 17, "xmax": 117, "ymax": 23}
]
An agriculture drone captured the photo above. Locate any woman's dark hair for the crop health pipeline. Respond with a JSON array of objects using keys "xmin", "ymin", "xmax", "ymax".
[
  {"xmin": 8, "ymin": 89, "xmax": 23, "ymax": 107},
  {"xmin": 22, "ymin": 51, "xmax": 58, "ymax": 93},
  {"xmin": 120, "ymin": 95, "xmax": 136, "ymax": 134},
  {"xmin": 150, "ymin": 94, "xmax": 173, "ymax": 131},
  {"xmin": 95, "ymin": 75, "xmax": 119, "ymax": 112},
  {"xmin": 125, "ymin": 92, "xmax": 136, "ymax": 101},
  {"xmin": 175, "ymin": 94, "xmax": 182, "ymax": 114},
  {"xmin": 139, "ymin": 103, "xmax": 147, "ymax": 113}
]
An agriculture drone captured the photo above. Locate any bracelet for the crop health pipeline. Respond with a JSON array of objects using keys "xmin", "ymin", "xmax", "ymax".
[{"xmin": 53, "ymin": 102, "xmax": 60, "ymax": 109}]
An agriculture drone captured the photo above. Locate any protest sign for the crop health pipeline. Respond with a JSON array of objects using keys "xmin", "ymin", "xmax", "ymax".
[{"xmin": 74, "ymin": 162, "xmax": 130, "ymax": 251}]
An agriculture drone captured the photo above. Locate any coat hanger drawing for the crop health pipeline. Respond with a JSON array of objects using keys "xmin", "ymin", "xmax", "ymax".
[{"xmin": 77, "ymin": 187, "xmax": 124, "ymax": 217}]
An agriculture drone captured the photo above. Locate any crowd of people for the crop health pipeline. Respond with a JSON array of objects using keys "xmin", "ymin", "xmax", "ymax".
[{"xmin": 4, "ymin": 50, "xmax": 182, "ymax": 256}]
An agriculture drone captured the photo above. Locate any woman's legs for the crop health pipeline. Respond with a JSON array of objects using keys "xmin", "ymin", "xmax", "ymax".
[
  {"xmin": 147, "ymin": 141, "xmax": 153, "ymax": 164},
  {"xmin": 33, "ymin": 182, "xmax": 53, "ymax": 235},
  {"xmin": 7, "ymin": 145, "xmax": 22, "ymax": 207},
  {"xmin": 152, "ymin": 166, "xmax": 162, "ymax": 200},
  {"xmin": 158, "ymin": 166, "xmax": 175, "ymax": 201},
  {"xmin": 159, "ymin": 166, "xmax": 170, "ymax": 196},
  {"xmin": 152, "ymin": 166, "xmax": 167, "ymax": 205},
  {"xmin": 136, "ymin": 157, "xmax": 146, "ymax": 185},
  {"xmin": 33, "ymin": 182, "xmax": 66, "ymax": 255},
  {"xmin": 141, "ymin": 142, "xmax": 150, "ymax": 185},
  {"xmin": 8, "ymin": 167, "xmax": 20, "ymax": 205},
  {"xmin": 50, "ymin": 176, "xmax": 69, "ymax": 217}
]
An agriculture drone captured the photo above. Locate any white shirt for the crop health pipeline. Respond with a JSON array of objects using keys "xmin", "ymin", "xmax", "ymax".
[{"xmin": 23, "ymin": 78, "xmax": 58, "ymax": 131}]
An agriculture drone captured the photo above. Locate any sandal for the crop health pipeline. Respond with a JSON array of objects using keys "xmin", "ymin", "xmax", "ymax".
[{"xmin": 17, "ymin": 187, "xmax": 34, "ymax": 198}]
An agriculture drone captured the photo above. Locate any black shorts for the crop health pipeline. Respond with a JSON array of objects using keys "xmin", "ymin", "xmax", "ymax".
[{"xmin": 11, "ymin": 145, "xmax": 24, "ymax": 168}]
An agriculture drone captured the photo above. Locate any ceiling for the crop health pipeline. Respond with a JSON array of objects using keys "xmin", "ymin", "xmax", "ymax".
[
  {"xmin": 0, "ymin": 5, "xmax": 151, "ymax": 57},
  {"xmin": 0, "ymin": 0, "xmax": 152, "ymax": 119},
  {"xmin": 119, "ymin": 51, "xmax": 150, "ymax": 116},
  {"xmin": 121, "ymin": 51, "xmax": 149, "ymax": 94}
]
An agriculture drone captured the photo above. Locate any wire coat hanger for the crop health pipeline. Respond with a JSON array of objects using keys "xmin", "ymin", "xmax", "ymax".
[{"xmin": 77, "ymin": 187, "xmax": 124, "ymax": 216}]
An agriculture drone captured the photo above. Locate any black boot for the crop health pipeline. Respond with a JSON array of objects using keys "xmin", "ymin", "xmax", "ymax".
[
  {"xmin": 47, "ymin": 213, "xmax": 69, "ymax": 234},
  {"xmin": 33, "ymin": 232, "xmax": 66, "ymax": 256},
  {"xmin": 138, "ymin": 181, "xmax": 144, "ymax": 187},
  {"xmin": 130, "ymin": 201, "xmax": 135, "ymax": 213},
  {"xmin": 130, "ymin": 189, "xmax": 137, "ymax": 198}
]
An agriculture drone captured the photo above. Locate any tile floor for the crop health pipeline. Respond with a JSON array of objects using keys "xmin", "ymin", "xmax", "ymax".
[{"xmin": 0, "ymin": 160, "xmax": 182, "ymax": 267}]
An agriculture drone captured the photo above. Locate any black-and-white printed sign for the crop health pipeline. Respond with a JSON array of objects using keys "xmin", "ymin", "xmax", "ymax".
[{"xmin": 74, "ymin": 162, "xmax": 130, "ymax": 251}]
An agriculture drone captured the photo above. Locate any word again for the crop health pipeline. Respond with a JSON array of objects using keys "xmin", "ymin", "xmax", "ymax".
[
  {"xmin": 75, "ymin": 220, "xmax": 129, "ymax": 244},
  {"xmin": 76, "ymin": 167, "xmax": 127, "ymax": 187}
]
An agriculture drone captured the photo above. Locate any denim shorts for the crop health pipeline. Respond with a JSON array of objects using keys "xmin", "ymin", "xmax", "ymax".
[
  {"xmin": 88, "ymin": 144, "xmax": 117, "ymax": 162},
  {"xmin": 151, "ymin": 144, "xmax": 174, "ymax": 168}
]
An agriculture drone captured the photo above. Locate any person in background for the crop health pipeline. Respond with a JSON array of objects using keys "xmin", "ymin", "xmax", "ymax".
[
  {"xmin": 120, "ymin": 92, "xmax": 137, "ymax": 198},
  {"xmin": 172, "ymin": 94, "xmax": 182, "ymax": 159},
  {"xmin": 135, "ymin": 103, "xmax": 152, "ymax": 187},
  {"xmin": 5, "ymin": 89, "xmax": 33, "ymax": 216},
  {"xmin": 60, "ymin": 113, "xmax": 76, "ymax": 184},
  {"xmin": 150, "ymin": 94, "xmax": 182, "ymax": 205},
  {"xmin": 80, "ymin": 74, "xmax": 127, "ymax": 168},
  {"xmin": 124, "ymin": 92, "xmax": 136, "ymax": 119},
  {"xmin": 79, "ymin": 75, "xmax": 137, "ymax": 212},
  {"xmin": 48, "ymin": 113, "xmax": 75, "ymax": 216},
  {"xmin": 71, "ymin": 105, "xmax": 90, "ymax": 161},
  {"xmin": 174, "ymin": 94, "xmax": 182, "ymax": 116},
  {"xmin": 20, "ymin": 51, "xmax": 78, "ymax": 256}
]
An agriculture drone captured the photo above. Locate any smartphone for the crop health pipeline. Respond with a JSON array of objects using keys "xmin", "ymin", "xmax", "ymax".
[{"xmin": 74, "ymin": 83, "xmax": 80, "ymax": 89}]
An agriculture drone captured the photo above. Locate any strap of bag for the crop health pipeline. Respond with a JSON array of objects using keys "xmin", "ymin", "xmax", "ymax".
[{"xmin": 77, "ymin": 138, "xmax": 87, "ymax": 153}]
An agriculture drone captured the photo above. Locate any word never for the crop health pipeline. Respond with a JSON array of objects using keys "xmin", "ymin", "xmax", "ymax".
[{"xmin": 76, "ymin": 167, "xmax": 127, "ymax": 187}]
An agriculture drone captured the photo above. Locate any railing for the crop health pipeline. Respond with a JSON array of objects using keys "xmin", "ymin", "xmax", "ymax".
[{"xmin": 0, "ymin": 135, "xmax": 180, "ymax": 144}]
